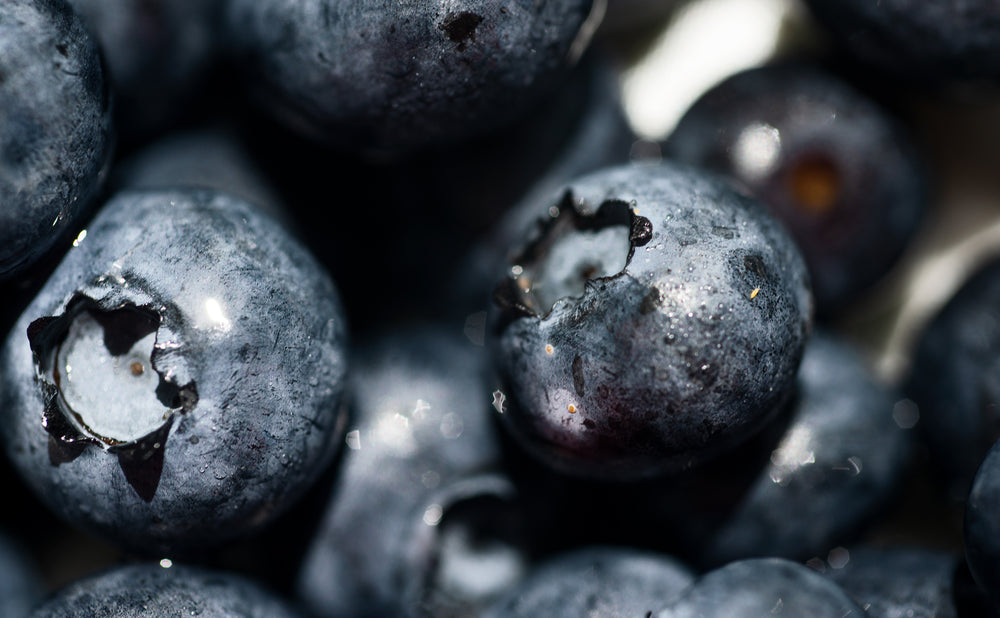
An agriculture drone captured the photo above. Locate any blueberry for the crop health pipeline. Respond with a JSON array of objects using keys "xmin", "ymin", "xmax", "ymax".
[
  {"xmin": 696, "ymin": 331, "xmax": 912, "ymax": 566},
  {"xmin": 905, "ymin": 257, "xmax": 1000, "ymax": 497},
  {"xmin": 802, "ymin": 0, "xmax": 1000, "ymax": 86},
  {"xmin": 666, "ymin": 64, "xmax": 927, "ymax": 315},
  {"xmin": 115, "ymin": 126, "xmax": 290, "ymax": 230},
  {"xmin": 223, "ymin": 0, "xmax": 604, "ymax": 153},
  {"xmin": 482, "ymin": 546, "xmax": 694, "ymax": 618},
  {"xmin": 821, "ymin": 546, "xmax": 960, "ymax": 618},
  {"xmin": 66, "ymin": 0, "xmax": 221, "ymax": 139},
  {"xmin": 30, "ymin": 563, "xmax": 302, "ymax": 617},
  {"xmin": 0, "ymin": 0, "xmax": 113, "ymax": 281},
  {"xmin": 656, "ymin": 557, "xmax": 866, "ymax": 617},
  {"xmin": 0, "ymin": 529, "xmax": 43, "ymax": 618},
  {"xmin": 297, "ymin": 326, "xmax": 526, "ymax": 617},
  {"xmin": 0, "ymin": 188, "xmax": 348, "ymax": 556},
  {"xmin": 964, "ymin": 438, "xmax": 1000, "ymax": 610},
  {"xmin": 489, "ymin": 162, "xmax": 812, "ymax": 479}
]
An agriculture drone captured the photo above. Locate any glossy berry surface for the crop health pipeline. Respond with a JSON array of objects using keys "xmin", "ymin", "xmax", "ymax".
[
  {"xmin": 297, "ymin": 326, "xmax": 524, "ymax": 618},
  {"xmin": 803, "ymin": 0, "xmax": 1000, "ymax": 85},
  {"xmin": 656, "ymin": 557, "xmax": 865, "ymax": 617},
  {"xmin": 30, "ymin": 563, "xmax": 302, "ymax": 617},
  {"xmin": 697, "ymin": 331, "xmax": 911, "ymax": 566},
  {"xmin": 0, "ymin": 188, "xmax": 348, "ymax": 556},
  {"xmin": 224, "ymin": 0, "xmax": 602, "ymax": 153},
  {"xmin": 824, "ymin": 546, "xmax": 959, "ymax": 618},
  {"xmin": 0, "ymin": 0, "xmax": 112, "ymax": 281},
  {"xmin": 906, "ymin": 257, "xmax": 1000, "ymax": 496},
  {"xmin": 482, "ymin": 546, "xmax": 694, "ymax": 618},
  {"xmin": 489, "ymin": 162, "xmax": 812, "ymax": 479},
  {"xmin": 666, "ymin": 64, "xmax": 926, "ymax": 315}
]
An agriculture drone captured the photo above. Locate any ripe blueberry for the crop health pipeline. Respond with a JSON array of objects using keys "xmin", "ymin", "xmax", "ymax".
[
  {"xmin": 666, "ymin": 64, "xmax": 927, "ymax": 315},
  {"xmin": 297, "ymin": 326, "xmax": 525, "ymax": 617},
  {"xmin": 656, "ymin": 557, "xmax": 865, "ymax": 617},
  {"xmin": 31, "ymin": 563, "xmax": 302, "ymax": 617},
  {"xmin": 482, "ymin": 546, "xmax": 694, "ymax": 618},
  {"xmin": 0, "ymin": 0, "xmax": 112, "ymax": 281},
  {"xmin": 224, "ymin": 0, "xmax": 604, "ymax": 153},
  {"xmin": 489, "ymin": 162, "xmax": 812, "ymax": 479},
  {"xmin": 0, "ymin": 188, "xmax": 348, "ymax": 556}
]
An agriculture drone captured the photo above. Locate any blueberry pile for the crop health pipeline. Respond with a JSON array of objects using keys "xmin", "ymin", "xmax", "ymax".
[{"xmin": 4, "ymin": 0, "xmax": 1000, "ymax": 616}]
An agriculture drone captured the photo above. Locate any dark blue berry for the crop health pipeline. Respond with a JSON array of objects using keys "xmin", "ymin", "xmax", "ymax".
[
  {"xmin": 823, "ymin": 546, "xmax": 960, "ymax": 618},
  {"xmin": 66, "ymin": 0, "xmax": 221, "ymax": 139},
  {"xmin": 965, "ymin": 438, "xmax": 1000, "ymax": 610},
  {"xmin": 224, "ymin": 0, "xmax": 603, "ymax": 153},
  {"xmin": 0, "ymin": 188, "xmax": 348, "ymax": 556},
  {"xmin": 906, "ymin": 257, "xmax": 1000, "ymax": 497},
  {"xmin": 803, "ymin": 0, "xmax": 1000, "ymax": 86},
  {"xmin": 31, "ymin": 563, "xmax": 302, "ymax": 617},
  {"xmin": 656, "ymin": 558, "xmax": 865, "ymax": 617},
  {"xmin": 297, "ymin": 326, "xmax": 524, "ymax": 618},
  {"xmin": 0, "ymin": 0, "xmax": 112, "ymax": 280},
  {"xmin": 483, "ymin": 546, "xmax": 694, "ymax": 618},
  {"xmin": 489, "ymin": 162, "xmax": 812, "ymax": 479},
  {"xmin": 697, "ymin": 331, "xmax": 912, "ymax": 565},
  {"xmin": 666, "ymin": 64, "xmax": 927, "ymax": 315}
]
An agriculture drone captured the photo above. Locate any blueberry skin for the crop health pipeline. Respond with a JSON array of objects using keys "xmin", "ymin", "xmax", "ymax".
[
  {"xmin": 482, "ymin": 546, "xmax": 694, "ymax": 618},
  {"xmin": 66, "ymin": 0, "xmax": 220, "ymax": 139},
  {"xmin": 489, "ymin": 163, "xmax": 812, "ymax": 480},
  {"xmin": 824, "ymin": 547, "xmax": 960, "ymax": 618},
  {"xmin": 697, "ymin": 331, "xmax": 911, "ymax": 566},
  {"xmin": 965, "ymin": 438, "xmax": 1000, "ymax": 610},
  {"xmin": 0, "ymin": 0, "xmax": 113, "ymax": 281},
  {"xmin": 906, "ymin": 257, "xmax": 1000, "ymax": 497},
  {"xmin": 224, "ymin": 0, "xmax": 602, "ymax": 154},
  {"xmin": 666, "ymin": 64, "xmax": 927, "ymax": 315},
  {"xmin": 656, "ymin": 558, "xmax": 866, "ymax": 618},
  {"xmin": 0, "ymin": 530, "xmax": 43, "ymax": 618},
  {"xmin": 297, "ymin": 327, "xmax": 525, "ymax": 618},
  {"xmin": 803, "ymin": 0, "xmax": 1000, "ymax": 85},
  {"xmin": 0, "ymin": 188, "xmax": 348, "ymax": 556},
  {"xmin": 31, "ymin": 563, "xmax": 302, "ymax": 617}
]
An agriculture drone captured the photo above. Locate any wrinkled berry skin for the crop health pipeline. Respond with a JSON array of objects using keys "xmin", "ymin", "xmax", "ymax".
[
  {"xmin": 825, "ymin": 547, "xmax": 960, "ymax": 618},
  {"xmin": 297, "ymin": 327, "xmax": 525, "ymax": 618},
  {"xmin": 666, "ymin": 65, "xmax": 927, "ymax": 315},
  {"xmin": 66, "ymin": 0, "xmax": 220, "ymax": 139},
  {"xmin": 697, "ymin": 331, "xmax": 911, "ymax": 566},
  {"xmin": 31, "ymin": 563, "xmax": 302, "ymax": 617},
  {"xmin": 803, "ymin": 0, "xmax": 1000, "ymax": 85},
  {"xmin": 0, "ymin": 0, "xmax": 112, "ymax": 281},
  {"xmin": 482, "ymin": 546, "xmax": 694, "ymax": 618},
  {"xmin": 656, "ymin": 558, "xmax": 865, "ymax": 618},
  {"xmin": 0, "ymin": 189, "xmax": 348, "ymax": 556},
  {"xmin": 490, "ymin": 163, "xmax": 812, "ymax": 480},
  {"xmin": 224, "ymin": 0, "xmax": 601, "ymax": 154},
  {"xmin": 965, "ymin": 438, "xmax": 1000, "ymax": 610},
  {"xmin": 906, "ymin": 258, "xmax": 1000, "ymax": 497}
]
